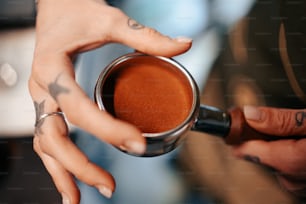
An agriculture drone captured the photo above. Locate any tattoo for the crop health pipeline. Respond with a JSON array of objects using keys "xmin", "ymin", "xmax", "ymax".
[
  {"xmin": 48, "ymin": 73, "xmax": 70, "ymax": 101},
  {"xmin": 295, "ymin": 112, "xmax": 306, "ymax": 126},
  {"xmin": 243, "ymin": 155, "xmax": 261, "ymax": 164},
  {"xmin": 34, "ymin": 100, "xmax": 46, "ymax": 135},
  {"xmin": 127, "ymin": 18, "xmax": 144, "ymax": 30}
]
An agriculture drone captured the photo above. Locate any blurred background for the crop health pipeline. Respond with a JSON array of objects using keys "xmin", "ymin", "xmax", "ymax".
[{"xmin": 0, "ymin": 0, "xmax": 299, "ymax": 203}]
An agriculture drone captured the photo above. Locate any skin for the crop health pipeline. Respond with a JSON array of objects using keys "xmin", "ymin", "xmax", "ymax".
[
  {"xmin": 29, "ymin": 0, "xmax": 192, "ymax": 203},
  {"xmin": 233, "ymin": 106, "xmax": 306, "ymax": 199},
  {"xmin": 29, "ymin": 0, "xmax": 306, "ymax": 202}
]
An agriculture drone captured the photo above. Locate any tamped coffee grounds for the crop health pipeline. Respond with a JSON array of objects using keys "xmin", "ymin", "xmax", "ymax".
[{"xmin": 102, "ymin": 57, "xmax": 193, "ymax": 133}]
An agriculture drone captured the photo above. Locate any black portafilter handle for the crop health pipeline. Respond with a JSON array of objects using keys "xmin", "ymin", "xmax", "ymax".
[
  {"xmin": 192, "ymin": 105, "xmax": 284, "ymax": 145},
  {"xmin": 192, "ymin": 105, "xmax": 231, "ymax": 137}
]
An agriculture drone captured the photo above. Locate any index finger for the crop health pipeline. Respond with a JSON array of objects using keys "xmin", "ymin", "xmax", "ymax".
[{"xmin": 244, "ymin": 106, "xmax": 306, "ymax": 136}]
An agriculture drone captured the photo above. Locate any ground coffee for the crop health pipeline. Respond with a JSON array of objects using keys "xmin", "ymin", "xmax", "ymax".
[{"xmin": 102, "ymin": 57, "xmax": 193, "ymax": 133}]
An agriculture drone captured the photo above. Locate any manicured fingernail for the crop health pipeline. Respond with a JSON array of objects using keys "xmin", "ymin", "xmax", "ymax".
[
  {"xmin": 243, "ymin": 105, "xmax": 263, "ymax": 121},
  {"xmin": 174, "ymin": 36, "xmax": 193, "ymax": 43},
  {"xmin": 61, "ymin": 193, "xmax": 70, "ymax": 204},
  {"xmin": 121, "ymin": 140, "xmax": 146, "ymax": 155},
  {"xmin": 98, "ymin": 186, "xmax": 113, "ymax": 198}
]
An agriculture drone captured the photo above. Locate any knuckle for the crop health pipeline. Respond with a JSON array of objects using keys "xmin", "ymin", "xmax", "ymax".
[
  {"xmin": 102, "ymin": 7, "xmax": 125, "ymax": 29},
  {"xmin": 273, "ymin": 110, "xmax": 296, "ymax": 135},
  {"xmin": 28, "ymin": 76, "xmax": 42, "ymax": 94},
  {"xmin": 38, "ymin": 132, "xmax": 60, "ymax": 153},
  {"xmin": 37, "ymin": 136, "xmax": 51, "ymax": 153},
  {"xmin": 33, "ymin": 137, "xmax": 41, "ymax": 153},
  {"xmin": 143, "ymin": 27, "xmax": 160, "ymax": 37},
  {"xmin": 29, "ymin": 69, "xmax": 46, "ymax": 91}
]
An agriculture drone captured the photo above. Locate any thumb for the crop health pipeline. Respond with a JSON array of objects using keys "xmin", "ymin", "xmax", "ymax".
[
  {"xmin": 110, "ymin": 17, "xmax": 192, "ymax": 57},
  {"xmin": 243, "ymin": 105, "xmax": 306, "ymax": 136}
]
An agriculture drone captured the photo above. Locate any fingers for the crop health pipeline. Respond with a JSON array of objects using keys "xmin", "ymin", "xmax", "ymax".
[
  {"xmin": 29, "ymin": 65, "xmax": 119, "ymax": 202},
  {"xmin": 277, "ymin": 176, "xmax": 306, "ymax": 198},
  {"xmin": 233, "ymin": 105, "xmax": 306, "ymax": 199},
  {"xmin": 35, "ymin": 3, "xmax": 192, "ymax": 58},
  {"xmin": 50, "ymin": 72, "xmax": 146, "ymax": 153},
  {"xmin": 106, "ymin": 9, "xmax": 192, "ymax": 57},
  {"xmin": 33, "ymin": 137, "xmax": 80, "ymax": 204},
  {"xmin": 233, "ymin": 139, "xmax": 306, "ymax": 176},
  {"xmin": 33, "ymin": 114, "xmax": 115, "ymax": 203},
  {"xmin": 243, "ymin": 105, "xmax": 306, "ymax": 136},
  {"xmin": 238, "ymin": 105, "xmax": 306, "ymax": 175},
  {"xmin": 31, "ymin": 2, "xmax": 191, "ymax": 203},
  {"xmin": 30, "ymin": 55, "xmax": 146, "ymax": 155},
  {"xmin": 233, "ymin": 139, "xmax": 306, "ymax": 198}
]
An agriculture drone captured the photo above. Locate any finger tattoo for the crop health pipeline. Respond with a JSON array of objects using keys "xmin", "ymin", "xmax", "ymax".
[
  {"xmin": 48, "ymin": 73, "xmax": 70, "ymax": 101},
  {"xmin": 295, "ymin": 112, "xmax": 306, "ymax": 127},
  {"xmin": 127, "ymin": 18, "xmax": 144, "ymax": 30},
  {"xmin": 243, "ymin": 155, "xmax": 261, "ymax": 164}
]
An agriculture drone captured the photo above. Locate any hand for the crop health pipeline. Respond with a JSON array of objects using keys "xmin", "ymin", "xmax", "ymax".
[
  {"xmin": 29, "ymin": 0, "xmax": 192, "ymax": 203},
  {"xmin": 232, "ymin": 106, "xmax": 306, "ymax": 199}
]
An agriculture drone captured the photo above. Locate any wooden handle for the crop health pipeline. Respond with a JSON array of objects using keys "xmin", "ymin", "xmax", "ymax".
[{"xmin": 225, "ymin": 107, "xmax": 270, "ymax": 145}]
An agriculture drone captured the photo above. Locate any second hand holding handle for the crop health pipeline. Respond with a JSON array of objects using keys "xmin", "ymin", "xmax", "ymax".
[
  {"xmin": 225, "ymin": 107, "xmax": 272, "ymax": 144},
  {"xmin": 192, "ymin": 105, "xmax": 295, "ymax": 145}
]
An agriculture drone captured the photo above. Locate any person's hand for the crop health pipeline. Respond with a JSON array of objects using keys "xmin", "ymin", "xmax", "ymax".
[
  {"xmin": 232, "ymin": 106, "xmax": 306, "ymax": 199},
  {"xmin": 29, "ymin": 0, "xmax": 192, "ymax": 203}
]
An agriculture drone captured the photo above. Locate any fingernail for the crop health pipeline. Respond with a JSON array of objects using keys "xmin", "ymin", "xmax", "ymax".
[
  {"xmin": 121, "ymin": 140, "xmax": 146, "ymax": 155},
  {"xmin": 243, "ymin": 105, "xmax": 263, "ymax": 121},
  {"xmin": 61, "ymin": 193, "xmax": 70, "ymax": 204},
  {"xmin": 174, "ymin": 36, "xmax": 193, "ymax": 43},
  {"xmin": 98, "ymin": 186, "xmax": 113, "ymax": 198}
]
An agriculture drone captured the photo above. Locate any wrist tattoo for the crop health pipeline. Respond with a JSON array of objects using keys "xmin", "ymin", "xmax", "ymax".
[
  {"xmin": 34, "ymin": 100, "xmax": 46, "ymax": 135},
  {"xmin": 48, "ymin": 73, "xmax": 70, "ymax": 101},
  {"xmin": 128, "ymin": 18, "xmax": 144, "ymax": 30},
  {"xmin": 295, "ymin": 111, "xmax": 306, "ymax": 126}
]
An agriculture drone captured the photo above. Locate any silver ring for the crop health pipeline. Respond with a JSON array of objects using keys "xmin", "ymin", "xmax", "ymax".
[{"xmin": 35, "ymin": 111, "xmax": 65, "ymax": 127}]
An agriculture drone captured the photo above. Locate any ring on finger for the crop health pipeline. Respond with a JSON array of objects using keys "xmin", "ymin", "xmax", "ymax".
[{"xmin": 35, "ymin": 111, "xmax": 65, "ymax": 127}]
